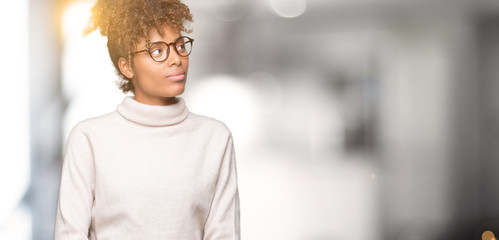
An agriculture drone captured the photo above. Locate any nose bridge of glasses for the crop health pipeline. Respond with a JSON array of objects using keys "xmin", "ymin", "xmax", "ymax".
[
  {"xmin": 169, "ymin": 41, "xmax": 180, "ymax": 55},
  {"xmin": 160, "ymin": 41, "xmax": 183, "ymax": 62},
  {"xmin": 168, "ymin": 43, "xmax": 181, "ymax": 60}
]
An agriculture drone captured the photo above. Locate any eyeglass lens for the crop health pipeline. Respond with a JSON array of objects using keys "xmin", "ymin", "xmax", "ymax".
[{"xmin": 149, "ymin": 37, "xmax": 193, "ymax": 62}]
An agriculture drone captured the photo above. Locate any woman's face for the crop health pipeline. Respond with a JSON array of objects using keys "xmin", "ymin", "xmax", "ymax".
[{"xmin": 128, "ymin": 25, "xmax": 189, "ymax": 105}]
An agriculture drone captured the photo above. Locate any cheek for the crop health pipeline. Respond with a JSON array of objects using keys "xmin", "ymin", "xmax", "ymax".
[
  {"xmin": 184, "ymin": 59, "xmax": 190, "ymax": 73},
  {"xmin": 132, "ymin": 57, "xmax": 190, "ymax": 88},
  {"xmin": 134, "ymin": 62, "xmax": 162, "ymax": 83}
]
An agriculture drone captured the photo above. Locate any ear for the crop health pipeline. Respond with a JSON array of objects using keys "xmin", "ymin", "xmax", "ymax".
[{"xmin": 118, "ymin": 57, "xmax": 134, "ymax": 79}]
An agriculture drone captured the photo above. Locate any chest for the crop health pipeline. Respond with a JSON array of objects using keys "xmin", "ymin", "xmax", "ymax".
[{"xmin": 91, "ymin": 132, "xmax": 220, "ymax": 210}]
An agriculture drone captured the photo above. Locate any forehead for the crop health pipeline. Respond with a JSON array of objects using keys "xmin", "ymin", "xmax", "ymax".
[{"xmin": 147, "ymin": 24, "xmax": 181, "ymax": 42}]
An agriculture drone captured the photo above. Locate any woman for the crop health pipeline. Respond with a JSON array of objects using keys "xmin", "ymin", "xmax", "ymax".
[{"xmin": 54, "ymin": 0, "xmax": 240, "ymax": 239}]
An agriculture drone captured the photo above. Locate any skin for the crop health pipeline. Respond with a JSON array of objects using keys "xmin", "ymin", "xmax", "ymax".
[{"xmin": 118, "ymin": 25, "xmax": 189, "ymax": 106}]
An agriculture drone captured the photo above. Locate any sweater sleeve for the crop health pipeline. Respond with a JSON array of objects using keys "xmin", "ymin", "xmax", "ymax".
[
  {"xmin": 54, "ymin": 126, "xmax": 95, "ymax": 240},
  {"xmin": 204, "ymin": 135, "xmax": 241, "ymax": 240}
]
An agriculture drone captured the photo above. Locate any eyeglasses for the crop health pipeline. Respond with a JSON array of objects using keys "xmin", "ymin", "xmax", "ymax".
[{"xmin": 130, "ymin": 36, "xmax": 194, "ymax": 62}]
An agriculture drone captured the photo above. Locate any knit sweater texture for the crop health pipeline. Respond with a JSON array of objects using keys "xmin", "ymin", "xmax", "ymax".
[{"xmin": 54, "ymin": 96, "xmax": 240, "ymax": 240}]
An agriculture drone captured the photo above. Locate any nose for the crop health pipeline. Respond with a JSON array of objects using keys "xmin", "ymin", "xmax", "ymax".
[{"xmin": 167, "ymin": 45, "xmax": 182, "ymax": 66}]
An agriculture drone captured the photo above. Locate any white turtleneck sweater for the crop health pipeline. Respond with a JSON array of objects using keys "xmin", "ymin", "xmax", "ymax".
[{"xmin": 54, "ymin": 97, "xmax": 240, "ymax": 240}]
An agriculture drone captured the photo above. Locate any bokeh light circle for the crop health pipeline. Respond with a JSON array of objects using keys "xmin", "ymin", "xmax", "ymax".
[{"xmin": 268, "ymin": 0, "xmax": 307, "ymax": 18}]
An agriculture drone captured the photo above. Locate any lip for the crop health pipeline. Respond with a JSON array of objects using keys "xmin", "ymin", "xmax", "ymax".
[{"xmin": 166, "ymin": 72, "xmax": 185, "ymax": 81}]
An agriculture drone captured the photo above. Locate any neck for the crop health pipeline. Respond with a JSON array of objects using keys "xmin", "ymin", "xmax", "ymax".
[
  {"xmin": 116, "ymin": 96, "xmax": 188, "ymax": 126},
  {"xmin": 133, "ymin": 95, "xmax": 178, "ymax": 106}
]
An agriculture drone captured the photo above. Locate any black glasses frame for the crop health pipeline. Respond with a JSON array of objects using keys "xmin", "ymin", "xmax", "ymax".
[{"xmin": 129, "ymin": 36, "xmax": 194, "ymax": 62}]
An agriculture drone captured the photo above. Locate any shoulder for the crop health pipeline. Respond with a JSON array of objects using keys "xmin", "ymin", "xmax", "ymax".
[
  {"xmin": 187, "ymin": 112, "xmax": 230, "ymax": 131},
  {"xmin": 68, "ymin": 112, "xmax": 118, "ymax": 137},
  {"xmin": 186, "ymin": 112, "xmax": 232, "ymax": 137}
]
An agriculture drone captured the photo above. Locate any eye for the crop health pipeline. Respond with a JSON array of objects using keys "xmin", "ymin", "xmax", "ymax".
[
  {"xmin": 148, "ymin": 42, "xmax": 168, "ymax": 58},
  {"xmin": 150, "ymin": 48, "xmax": 163, "ymax": 56},
  {"xmin": 174, "ymin": 37, "xmax": 192, "ymax": 56}
]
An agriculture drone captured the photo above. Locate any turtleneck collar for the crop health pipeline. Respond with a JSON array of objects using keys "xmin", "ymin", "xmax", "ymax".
[{"xmin": 116, "ymin": 96, "xmax": 188, "ymax": 127}]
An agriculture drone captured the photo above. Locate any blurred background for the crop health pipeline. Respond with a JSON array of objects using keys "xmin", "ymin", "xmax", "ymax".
[{"xmin": 1, "ymin": 0, "xmax": 499, "ymax": 239}]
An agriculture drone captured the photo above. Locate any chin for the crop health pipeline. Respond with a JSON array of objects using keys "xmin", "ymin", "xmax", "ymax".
[{"xmin": 165, "ymin": 88, "xmax": 185, "ymax": 97}]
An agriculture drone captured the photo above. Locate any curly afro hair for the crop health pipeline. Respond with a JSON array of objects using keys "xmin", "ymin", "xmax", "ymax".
[{"xmin": 84, "ymin": 0, "xmax": 193, "ymax": 93}]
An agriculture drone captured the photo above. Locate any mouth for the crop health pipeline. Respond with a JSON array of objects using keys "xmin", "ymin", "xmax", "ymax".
[{"xmin": 166, "ymin": 72, "xmax": 185, "ymax": 82}]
